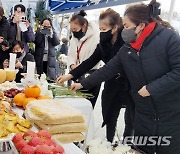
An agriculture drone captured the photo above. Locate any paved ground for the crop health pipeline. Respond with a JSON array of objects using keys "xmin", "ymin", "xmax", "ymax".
[{"xmin": 93, "ymin": 84, "xmax": 125, "ymax": 141}]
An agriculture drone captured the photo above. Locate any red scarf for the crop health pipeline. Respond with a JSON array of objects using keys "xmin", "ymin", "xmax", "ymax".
[{"xmin": 130, "ymin": 21, "xmax": 156, "ymax": 51}]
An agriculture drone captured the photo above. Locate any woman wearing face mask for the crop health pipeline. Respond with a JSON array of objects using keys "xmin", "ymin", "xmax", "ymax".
[
  {"xmin": 34, "ymin": 18, "xmax": 60, "ymax": 80},
  {"xmin": 57, "ymin": 8, "xmax": 135, "ymax": 143},
  {"xmin": 67, "ymin": 10, "xmax": 101, "ymax": 108},
  {"xmin": 67, "ymin": 0, "xmax": 180, "ymax": 153},
  {"xmin": 3, "ymin": 41, "xmax": 34, "ymax": 82}
]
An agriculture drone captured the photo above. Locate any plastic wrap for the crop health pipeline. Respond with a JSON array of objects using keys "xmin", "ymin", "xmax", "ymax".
[
  {"xmin": 25, "ymin": 99, "xmax": 85, "ymax": 124},
  {"xmin": 52, "ymin": 133, "xmax": 84, "ymax": 143},
  {"xmin": 34, "ymin": 121, "xmax": 87, "ymax": 134}
]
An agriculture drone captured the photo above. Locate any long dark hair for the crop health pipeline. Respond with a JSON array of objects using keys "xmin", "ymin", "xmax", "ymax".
[
  {"xmin": 99, "ymin": 8, "xmax": 123, "ymax": 30},
  {"xmin": 41, "ymin": 18, "xmax": 53, "ymax": 28},
  {"xmin": 124, "ymin": 0, "xmax": 173, "ymax": 29},
  {"xmin": 12, "ymin": 40, "xmax": 24, "ymax": 49},
  {"xmin": 70, "ymin": 10, "xmax": 88, "ymax": 26}
]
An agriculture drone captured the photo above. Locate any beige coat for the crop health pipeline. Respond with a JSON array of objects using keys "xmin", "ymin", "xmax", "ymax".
[{"xmin": 68, "ymin": 21, "xmax": 101, "ymax": 70}]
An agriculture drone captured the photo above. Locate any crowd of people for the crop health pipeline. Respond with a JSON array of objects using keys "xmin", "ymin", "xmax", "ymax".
[
  {"xmin": 1, "ymin": 0, "xmax": 180, "ymax": 153},
  {"xmin": 0, "ymin": 4, "xmax": 61, "ymax": 81}
]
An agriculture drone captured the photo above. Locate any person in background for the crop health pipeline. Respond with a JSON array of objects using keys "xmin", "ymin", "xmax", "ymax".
[
  {"xmin": 34, "ymin": 18, "xmax": 60, "ymax": 80},
  {"xmin": 68, "ymin": 0, "xmax": 180, "ymax": 153},
  {"xmin": 0, "ymin": 5, "xmax": 11, "ymax": 68},
  {"xmin": 8, "ymin": 4, "xmax": 35, "ymax": 53},
  {"xmin": 60, "ymin": 38, "xmax": 68, "ymax": 55},
  {"xmin": 57, "ymin": 9, "xmax": 135, "ymax": 143},
  {"xmin": 67, "ymin": 10, "xmax": 101, "ymax": 108},
  {"xmin": 3, "ymin": 41, "xmax": 34, "ymax": 82}
]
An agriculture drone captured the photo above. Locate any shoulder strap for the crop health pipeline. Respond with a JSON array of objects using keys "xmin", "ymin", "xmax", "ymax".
[{"xmin": 76, "ymin": 39, "xmax": 87, "ymax": 64}]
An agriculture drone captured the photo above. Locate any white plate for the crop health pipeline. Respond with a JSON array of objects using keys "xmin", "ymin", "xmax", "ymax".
[{"xmin": 0, "ymin": 134, "xmax": 14, "ymax": 143}]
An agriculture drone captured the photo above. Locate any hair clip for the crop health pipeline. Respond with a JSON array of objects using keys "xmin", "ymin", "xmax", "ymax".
[{"xmin": 149, "ymin": 3, "xmax": 161, "ymax": 18}]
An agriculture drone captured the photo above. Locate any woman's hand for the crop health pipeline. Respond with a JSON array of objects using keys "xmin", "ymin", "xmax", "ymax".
[
  {"xmin": 56, "ymin": 74, "xmax": 73, "ymax": 83},
  {"xmin": 25, "ymin": 20, "xmax": 30, "ymax": 28},
  {"xmin": 13, "ymin": 15, "xmax": 21, "ymax": 23},
  {"xmin": 1, "ymin": 45, "xmax": 9, "ymax": 51},
  {"xmin": 138, "ymin": 85, "xmax": 150, "ymax": 97},
  {"xmin": 70, "ymin": 83, "xmax": 83, "ymax": 91},
  {"xmin": 15, "ymin": 60, "xmax": 23, "ymax": 69}
]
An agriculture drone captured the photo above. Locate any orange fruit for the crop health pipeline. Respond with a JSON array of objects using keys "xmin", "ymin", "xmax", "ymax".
[
  {"xmin": 23, "ymin": 98, "xmax": 37, "ymax": 109},
  {"xmin": 37, "ymin": 95, "xmax": 50, "ymax": 100},
  {"xmin": 14, "ymin": 93, "xmax": 27, "ymax": 106},
  {"xmin": 24, "ymin": 85, "xmax": 41, "ymax": 98}
]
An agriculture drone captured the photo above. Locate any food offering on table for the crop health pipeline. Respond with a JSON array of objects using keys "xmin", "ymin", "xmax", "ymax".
[
  {"xmin": 3, "ymin": 88, "xmax": 24, "ymax": 98},
  {"xmin": 0, "ymin": 81, "xmax": 18, "ymax": 91},
  {"xmin": 21, "ymin": 73, "xmax": 53, "ymax": 99},
  {"xmin": 25, "ymin": 99, "xmax": 87, "ymax": 143},
  {"xmin": 0, "ymin": 101, "xmax": 32, "ymax": 138},
  {"xmin": 12, "ymin": 130, "xmax": 64, "ymax": 154},
  {"xmin": 0, "ymin": 91, "xmax": 13, "ymax": 106},
  {"xmin": 13, "ymin": 85, "xmax": 51, "ymax": 109},
  {"xmin": 49, "ymin": 83, "xmax": 93, "ymax": 98}
]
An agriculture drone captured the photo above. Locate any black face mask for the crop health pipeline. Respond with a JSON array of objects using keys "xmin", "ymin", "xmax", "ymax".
[
  {"xmin": 100, "ymin": 29, "xmax": 113, "ymax": 44},
  {"xmin": 15, "ymin": 52, "xmax": 23, "ymax": 58},
  {"xmin": 73, "ymin": 29, "xmax": 85, "ymax": 39}
]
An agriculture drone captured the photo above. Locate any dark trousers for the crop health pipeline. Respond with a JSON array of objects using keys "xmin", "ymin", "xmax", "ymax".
[
  {"xmin": 106, "ymin": 94, "xmax": 135, "ymax": 143},
  {"xmin": 43, "ymin": 61, "xmax": 48, "ymax": 74},
  {"xmin": 123, "ymin": 94, "xmax": 135, "ymax": 138}
]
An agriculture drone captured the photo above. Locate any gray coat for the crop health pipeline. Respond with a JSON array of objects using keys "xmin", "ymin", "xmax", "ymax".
[{"xmin": 34, "ymin": 30, "xmax": 60, "ymax": 80}]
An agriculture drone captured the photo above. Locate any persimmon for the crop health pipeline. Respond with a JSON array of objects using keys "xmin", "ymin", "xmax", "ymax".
[
  {"xmin": 24, "ymin": 85, "xmax": 41, "ymax": 98},
  {"xmin": 23, "ymin": 98, "xmax": 36, "ymax": 109},
  {"xmin": 14, "ymin": 93, "xmax": 27, "ymax": 106}
]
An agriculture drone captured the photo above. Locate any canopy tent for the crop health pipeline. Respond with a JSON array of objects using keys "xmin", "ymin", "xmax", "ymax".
[{"xmin": 48, "ymin": 0, "xmax": 149, "ymax": 14}]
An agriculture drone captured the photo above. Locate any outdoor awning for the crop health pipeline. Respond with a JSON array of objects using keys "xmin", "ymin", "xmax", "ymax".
[{"xmin": 48, "ymin": 0, "xmax": 149, "ymax": 14}]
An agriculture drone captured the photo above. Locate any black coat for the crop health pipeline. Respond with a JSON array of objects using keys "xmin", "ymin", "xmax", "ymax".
[
  {"xmin": 81, "ymin": 24, "xmax": 180, "ymax": 153},
  {"xmin": 34, "ymin": 30, "xmax": 60, "ymax": 80},
  {"xmin": 15, "ymin": 53, "xmax": 35, "ymax": 83},
  {"xmin": 60, "ymin": 43, "xmax": 68, "ymax": 55},
  {"xmin": 0, "ymin": 16, "xmax": 10, "ymax": 68},
  {"xmin": 70, "ymin": 30, "xmax": 133, "ymax": 126}
]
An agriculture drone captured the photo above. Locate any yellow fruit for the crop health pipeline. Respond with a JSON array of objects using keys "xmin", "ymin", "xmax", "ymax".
[
  {"xmin": 0, "ymin": 69, "xmax": 6, "ymax": 83},
  {"xmin": 6, "ymin": 70, "xmax": 16, "ymax": 81},
  {"xmin": 37, "ymin": 95, "xmax": 50, "ymax": 100},
  {"xmin": 24, "ymin": 85, "xmax": 41, "ymax": 98},
  {"xmin": 14, "ymin": 93, "xmax": 27, "ymax": 106},
  {"xmin": 23, "ymin": 98, "xmax": 36, "ymax": 109}
]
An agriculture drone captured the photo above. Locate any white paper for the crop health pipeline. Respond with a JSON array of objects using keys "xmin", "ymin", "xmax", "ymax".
[
  {"xmin": 27, "ymin": 61, "xmax": 35, "ymax": 80},
  {"xmin": 9, "ymin": 53, "xmax": 16, "ymax": 70},
  {"xmin": 19, "ymin": 22, "xmax": 28, "ymax": 32}
]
